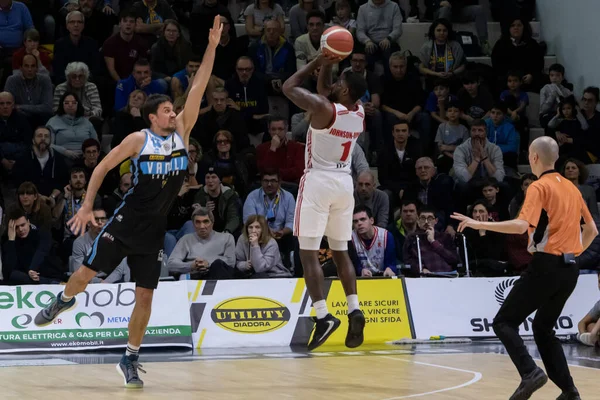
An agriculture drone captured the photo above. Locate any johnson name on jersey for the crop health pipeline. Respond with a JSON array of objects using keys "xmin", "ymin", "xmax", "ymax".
[{"xmin": 305, "ymin": 103, "xmax": 365, "ymax": 174}]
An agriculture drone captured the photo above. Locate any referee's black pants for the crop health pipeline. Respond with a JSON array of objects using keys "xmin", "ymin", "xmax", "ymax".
[{"xmin": 493, "ymin": 253, "xmax": 579, "ymax": 392}]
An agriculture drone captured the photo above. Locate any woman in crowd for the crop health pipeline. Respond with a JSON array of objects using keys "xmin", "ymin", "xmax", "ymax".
[
  {"xmin": 548, "ymin": 95, "xmax": 588, "ymax": 159},
  {"xmin": 508, "ymin": 173, "xmax": 536, "ymax": 219},
  {"xmin": 186, "ymin": 138, "xmax": 203, "ymax": 187},
  {"xmin": 244, "ymin": 0, "xmax": 285, "ymax": 42},
  {"xmin": 461, "ymin": 200, "xmax": 507, "ymax": 276},
  {"xmin": 47, "ymin": 92, "xmax": 97, "ymax": 165},
  {"xmin": 150, "ymin": 19, "xmax": 193, "ymax": 80},
  {"xmin": 289, "ymin": 0, "xmax": 324, "ymax": 42},
  {"xmin": 491, "ymin": 17, "xmax": 545, "ymax": 93},
  {"xmin": 235, "ymin": 215, "xmax": 291, "ymax": 278},
  {"xmin": 110, "ymin": 90, "xmax": 148, "ymax": 149},
  {"xmin": 53, "ymin": 62, "xmax": 103, "ymax": 133},
  {"xmin": 419, "ymin": 19, "xmax": 466, "ymax": 90},
  {"xmin": 561, "ymin": 158, "xmax": 599, "ymax": 218},
  {"xmin": 202, "ymin": 130, "xmax": 249, "ymax": 197},
  {"xmin": 17, "ymin": 182, "xmax": 52, "ymax": 232}
]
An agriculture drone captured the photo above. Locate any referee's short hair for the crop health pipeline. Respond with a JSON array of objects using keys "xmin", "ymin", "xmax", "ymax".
[{"xmin": 192, "ymin": 206, "xmax": 214, "ymax": 224}]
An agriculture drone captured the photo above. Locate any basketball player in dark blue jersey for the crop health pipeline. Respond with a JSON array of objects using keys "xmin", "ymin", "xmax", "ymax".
[{"xmin": 33, "ymin": 16, "xmax": 223, "ymax": 389}]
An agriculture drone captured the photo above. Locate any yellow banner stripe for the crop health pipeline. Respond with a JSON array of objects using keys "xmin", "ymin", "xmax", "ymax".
[
  {"xmin": 291, "ymin": 279, "xmax": 305, "ymax": 303},
  {"xmin": 192, "ymin": 281, "xmax": 203, "ymax": 302},
  {"xmin": 196, "ymin": 328, "xmax": 207, "ymax": 350}
]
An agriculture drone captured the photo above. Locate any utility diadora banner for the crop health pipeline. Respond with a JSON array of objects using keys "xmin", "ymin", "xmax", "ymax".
[
  {"xmin": 0, "ymin": 281, "xmax": 192, "ymax": 352},
  {"xmin": 405, "ymin": 275, "xmax": 599, "ymax": 338},
  {"xmin": 187, "ymin": 278, "xmax": 413, "ymax": 349}
]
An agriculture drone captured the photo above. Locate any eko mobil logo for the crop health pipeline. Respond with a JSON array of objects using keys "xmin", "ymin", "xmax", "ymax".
[
  {"xmin": 470, "ymin": 278, "xmax": 574, "ymax": 333},
  {"xmin": 210, "ymin": 297, "xmax": 291, "ymax": 334},
  {"xmin": 0, "ymin": 285, "xmax": 136, "ymax": 311}
]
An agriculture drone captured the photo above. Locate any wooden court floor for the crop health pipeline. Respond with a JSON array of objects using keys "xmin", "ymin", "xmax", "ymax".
[{"xmin": 1, "ymin": 352, "xmax": 598, "ymax": 399}]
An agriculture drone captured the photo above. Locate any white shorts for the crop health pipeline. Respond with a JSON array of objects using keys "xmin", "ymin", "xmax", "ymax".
[{"xmin": 294, "ymin": 170, "xmax": 355, "ymax": 248}]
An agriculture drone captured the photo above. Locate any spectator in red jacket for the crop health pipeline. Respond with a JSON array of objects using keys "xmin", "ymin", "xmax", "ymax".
[{"xmin": 256, "ymin": 117, "xmax": 305, "ymax": 185}]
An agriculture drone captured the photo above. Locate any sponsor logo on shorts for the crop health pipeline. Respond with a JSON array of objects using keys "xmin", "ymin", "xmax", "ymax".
[
  {"xmin": 157, "ymin": 250, "xmax": 164, "ymax": 262},
  {"xmin": 101, "ymin": 232, "xmax": 114, "ymax": 242},
  {"xmin": 115, "ymin": 214, "xmax": 123, "ymax": 222},
  {"xmin": 210, "ymin": 297, "xmax": 291, "ymax": 334}
]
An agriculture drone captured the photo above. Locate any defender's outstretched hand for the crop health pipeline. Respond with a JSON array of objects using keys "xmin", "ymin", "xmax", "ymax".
[
  {"xmin": 208, "ymin": 15, "xmax": 223, "ymax": 48},
  {"xmin": 67, "ymin": 204, "xmax": 98, "ymax": 236}
]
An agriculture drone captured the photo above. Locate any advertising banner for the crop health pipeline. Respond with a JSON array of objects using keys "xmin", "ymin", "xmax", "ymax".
[
  {"xmin": 0, "ymin": 281, "xmax": 192, "ymax": 352},
  {"xmin": 405, "ymin": 275, "xmax": 599, "ymax": 338},
  {"xmin": 292, "ymin": 278, "xmax": 414, "ymax": 345},
  {"xmin": 187, "ymin": 279, "xmax": 304, "ymax": 348}
]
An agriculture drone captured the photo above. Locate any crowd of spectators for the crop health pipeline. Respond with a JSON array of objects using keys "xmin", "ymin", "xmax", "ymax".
[{"xmin": 0, "ymin": 0, "xmax": 598, "ymax": 286}]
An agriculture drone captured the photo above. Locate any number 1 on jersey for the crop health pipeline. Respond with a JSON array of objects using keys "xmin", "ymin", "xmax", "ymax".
[{"xmin": 340, "ymin": 141, "xmax": 352, "ymax": 162}]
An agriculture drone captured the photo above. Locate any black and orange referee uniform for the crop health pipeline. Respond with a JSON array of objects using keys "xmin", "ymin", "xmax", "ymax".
[{"xmin": 493, "ymin": 170, "xmax": 594, "ymax": 393}]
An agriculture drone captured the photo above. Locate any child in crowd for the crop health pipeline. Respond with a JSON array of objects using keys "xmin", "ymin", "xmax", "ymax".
[
  {"xmin": 434, "ymin": 100, "xmax": 469, "ymax": 173},
  {"xmin": 485, "ymin": 102, "xmax": 519, "ymax": 168},
  {"xmin": 501, "ymin": 71, "xmax": 530, "ymax": 125},
  {"xmin": 539, "ymin": 63, "xmax": 573, "ymax": 127},
  {"xmin": 548, "ymin": 95, "xmax": 589, "ymax": 158},
  {"xmin": 481, "ymin": 178, "xmax": 509, "ymax": 221},
  {"xmin": 330, "ymin": 0, "xmax": 356, "ymax": 35},
  {"xmin": 426, "ymin": 79, "xmax": 457, "ymax": 125},
  {"xmin": 457, "ymin": 72, "xmax": 493, "ymax": 123}
]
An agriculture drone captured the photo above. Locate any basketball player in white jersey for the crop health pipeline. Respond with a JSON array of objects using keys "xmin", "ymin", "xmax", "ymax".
[{"xmin": 283, "ymin": 54, "xmax": 368, "ymax": 350}]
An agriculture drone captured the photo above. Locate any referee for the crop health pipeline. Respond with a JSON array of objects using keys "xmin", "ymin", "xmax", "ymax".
[{"xmin": 452, "ymin": 137, "xmax": 597, "ymax": 400}]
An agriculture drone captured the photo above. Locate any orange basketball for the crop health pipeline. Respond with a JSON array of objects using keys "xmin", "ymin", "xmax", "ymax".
[{"xmin": 320, "ymin": 26, "xmax": 354, "ymax": 59}]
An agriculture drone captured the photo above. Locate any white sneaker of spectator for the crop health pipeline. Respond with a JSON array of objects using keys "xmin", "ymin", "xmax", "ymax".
[{"xmin": 577, "ymin": 332, "xmax": 597, "ymax": 347}]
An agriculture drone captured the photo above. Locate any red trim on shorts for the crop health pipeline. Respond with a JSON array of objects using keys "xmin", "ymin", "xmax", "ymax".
[
  {"xmin": 306, "ymin": 129, "xmax": 313, "ymax": 169},
  {"xmin": 294, "ymin": 174, "xmax": 307, "ymax": 236}
]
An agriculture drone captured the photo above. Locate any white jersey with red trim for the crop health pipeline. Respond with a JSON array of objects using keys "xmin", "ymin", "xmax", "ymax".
[{"xmin": 305, "ymin": 102, "xmax": 365, "ymax": 174}]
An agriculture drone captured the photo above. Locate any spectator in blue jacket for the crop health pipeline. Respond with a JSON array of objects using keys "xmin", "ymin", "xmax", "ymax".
[
  {"xmin": 249, "ymin": 19, "xmax": 296, "ymax": 96},
  {"xmin": 243, "ymin": 169, "xmax": 296, "ymax": 266},
  {"xmin": 114, "ymin": 58, "xmax": 167, "ymax": 111},
  {"xmin": 171, "ymin": 54, "xmax": 202, "ymax": 100},
  {"xmin": 485, "ymin": 102, "xmax": 519, "ymax": 169},
  {"xmin": 0, "ymin": 0, "xmax": 33, "ymax": 52}
]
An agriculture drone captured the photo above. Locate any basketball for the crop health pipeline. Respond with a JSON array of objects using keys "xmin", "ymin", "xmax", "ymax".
[{"xmin": 320, "ymin": 26, "xmax": 354, "ymax": 59}]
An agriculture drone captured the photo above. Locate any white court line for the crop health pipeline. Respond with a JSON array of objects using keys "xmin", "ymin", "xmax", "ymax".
[
  {"xmin": 379, "ymin": 356, "xmax": 483, "ymax": 399},
  {"xmin": 487, "ymin": 352, "xmax": 600, "ymax": 371}
]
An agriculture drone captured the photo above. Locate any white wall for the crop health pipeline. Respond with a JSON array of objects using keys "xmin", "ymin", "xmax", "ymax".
[{"xmin": 537, "ymin": 0, "xmax": 600, "ymax": 95}]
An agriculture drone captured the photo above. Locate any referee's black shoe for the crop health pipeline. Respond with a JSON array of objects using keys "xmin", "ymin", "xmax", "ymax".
[
  {"xmin": 509, "ymin": 367, "xmax": 548, "ymax": 400},
  {"xmin": 307, "ymin": 314, "xmax": 340, "ymax": 351},
  {"xmin": 557, "ymin": 391, "xmax": 581, "ymax": 400},
  {"xmin": 345, "ymin": 309, "xmax": 365, "ymax": 348}
]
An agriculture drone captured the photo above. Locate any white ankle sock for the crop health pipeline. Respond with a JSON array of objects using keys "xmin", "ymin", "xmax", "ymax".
[
  {"xmin": 313, "ymin": 300, "xmax": 329, "ymax": 319},
  {"xmin": 347, "ymin": 295, "xmax": 360, "ymax": 313},
  {"xmin": 126, "ymin": 343, "xmax": 140, "ymax": 357},
  {"xmin": 61, "ymin": 293, "xmax": 73, "ymax": 302}
]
